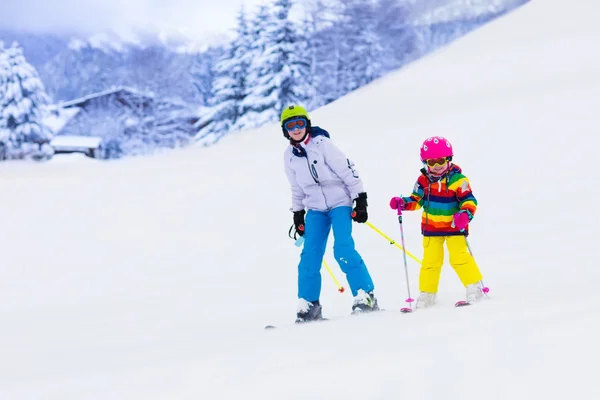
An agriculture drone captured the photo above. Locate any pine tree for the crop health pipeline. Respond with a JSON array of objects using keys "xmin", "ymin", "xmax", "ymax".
[
  {"xmin": 0, "ymin": 42, "xmax": 52, "ymax": 159},
  {"xmin": 337, "ymin": 0, "xmax": 385, "ymax": 93},
  {"xmin": 302, "ymin": 0, "xmax": 338, "ymax": 107},
  {"xmin": 238, "ymin": 0, "xmax": 312, "ymax": 130},
  {"xmin": 0, "ymin": 44, "xmax": 10, "ymax": 157},
  {"xmin": 195, "ymin": 6, "xmax": 252, "ymax": 145},
  {"xmin": 190, "ymin": 49, "xmax": 218, "ymax": 107},
  {"xmin": 303, "ymin": 0, "xmax": 356, "ymax": 104},
  {"xmin": 235, "ymin": 4, "xmax": 272, "ymax": 130},
  {"xmin": 375, "ymin": 0, "xmax": 417, "ymax": 70}
]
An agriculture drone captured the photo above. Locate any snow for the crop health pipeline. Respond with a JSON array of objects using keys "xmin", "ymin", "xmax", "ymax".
[
  {"xmin": 67, "ymin": 38, "xmax": 88, "ymax": 51},
  {"xmin": 411, "ymin": 0, "xmax": 524, "ymax": 25},
  {"xmin": 58, "ymin": 86, "xmax": 149, "ymax": 109},
  {"xmin": 65, "ymin": 27, "xmax": 231, "ymax": 55},
  {"xmin": 48, "ymin": 152, "xmax": 97, "ymax": 163},
  {"xmin": 50, "ymin": 135, "xmax": 102, "ymax": 149},
  {"xmin": 88, "ymin": 33, "xmax": 125, "ymax": 53},
  {"xmin": 42, "ymin": 107, "xmax": 81, "ymax": 134},
  {"xmin": 1, "ymin": 0, "xmax": 600, "ymax": 399}
]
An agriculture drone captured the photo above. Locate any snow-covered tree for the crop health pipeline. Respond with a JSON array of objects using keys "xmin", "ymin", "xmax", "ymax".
[
  {"xmin": 375, "ymin": 0, "xmax": 418, "ymax": 70},
  {"xmin": 190, "ymin": 48, "xmax": 219, "ymax": 107},
  {"xmin": 234, "ymin": 4, "xmax": 271, "ymax": 130},
  {"xmin": 125, "ymin": 46, "xmax": 199, "ymax": 104},
  {"xmin": 237, "ymin": 0, "xmax": 313, "ymax": 130},
  {"xmin": 335, "ymin": 0, "xmax": 385, "ymax": 94},
  {"xmin": 302, "ymin": 0, "xmax": 339, "ymax": 107},
  {"xmin": 0, "ymin": 42, "xmax": 52, "ymax": 159},
  {"xmin": 195, "ymin": 6, "xmax": 252, "ymax": 145},
  {"xmin": 0, "ymin": 44, "xmax": 10, "ymax": 158}
]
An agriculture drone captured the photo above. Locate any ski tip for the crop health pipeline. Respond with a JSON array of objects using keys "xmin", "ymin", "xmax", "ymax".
[
  {"xmin": 454, "ymin": 300, "xmax": 471, "ymax": 307},
  {"xmin": 264, "ymin": 325, "xmax": 276, "ymax": 329}
]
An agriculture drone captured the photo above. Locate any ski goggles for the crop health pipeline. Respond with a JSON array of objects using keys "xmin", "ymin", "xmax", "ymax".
[
  {"xmin": 284, "ymin": 118, "xmax": 307, "ymax": 131},
  {"xmin": 424, "ymin": 157, "xmax": 448, "ymax": 167}
]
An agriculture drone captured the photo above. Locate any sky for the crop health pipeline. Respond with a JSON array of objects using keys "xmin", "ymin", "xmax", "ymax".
[
  {"xmin": 2, "ymin": 0, "xmax": 600, "ymax": 398},
  {"xmin": 0, "ymin": 0, "xmax": 266, "ymax": 40}
]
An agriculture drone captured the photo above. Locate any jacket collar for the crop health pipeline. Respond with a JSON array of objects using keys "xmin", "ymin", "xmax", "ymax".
[
  {"xmin": 289, "ymin": 126, "xmax": 331, "ymax": 158},
  {"xmin": 291, "ymin": 134, "xmax": 311, "ymax": 158}
]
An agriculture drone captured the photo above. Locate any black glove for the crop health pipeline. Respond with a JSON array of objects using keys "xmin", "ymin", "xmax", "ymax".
[
  {"xmin": 351, "ymin": 192, "xmax": 368, "ymax": 223},
  {"xmin": 293, "ymin": 210, "xmax": 306, "ymax": 237}
]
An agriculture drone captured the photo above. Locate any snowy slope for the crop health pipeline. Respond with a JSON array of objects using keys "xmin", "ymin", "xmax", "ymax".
[{"xmin": 1, "ymin": 0, "xmax": 600, "ymax": 399}]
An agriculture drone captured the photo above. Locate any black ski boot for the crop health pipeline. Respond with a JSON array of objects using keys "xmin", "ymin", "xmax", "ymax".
[
  {"xmin": 351, "ymin": 290, "xmax": 380, "ymax": 314},
  {"xmin": 295, "ymin": 299, "xmax": 323, "ymax": 323}
]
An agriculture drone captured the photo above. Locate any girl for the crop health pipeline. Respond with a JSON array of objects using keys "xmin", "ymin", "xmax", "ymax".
[{"xmin": 389, "ymin": 136, "xmax": 485, "ymax": 307}]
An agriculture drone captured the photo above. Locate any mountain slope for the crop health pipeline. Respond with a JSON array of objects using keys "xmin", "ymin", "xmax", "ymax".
[{"xmin": 1, "ymin": 0, "xmax": 599, "ymax": 399}]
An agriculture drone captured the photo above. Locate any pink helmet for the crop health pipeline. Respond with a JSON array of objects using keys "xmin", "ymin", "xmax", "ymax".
[{"xmin": 420, "ymin": 136, "xmax": 453, "ymax": 161}]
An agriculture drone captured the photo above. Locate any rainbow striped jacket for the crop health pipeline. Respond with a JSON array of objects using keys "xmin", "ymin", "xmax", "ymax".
[{"xmin": 402, "ymin": 164, "xmax": 477, "ymax": 236}]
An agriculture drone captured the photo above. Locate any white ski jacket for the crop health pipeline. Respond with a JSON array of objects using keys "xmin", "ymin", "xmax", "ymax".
[{"xmin": 283, "ymin": 129, "xmax": 364, "ymax": 212}]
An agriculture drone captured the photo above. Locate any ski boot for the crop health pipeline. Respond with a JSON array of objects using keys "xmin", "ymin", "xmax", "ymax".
[
  {"xmin": 466, "ymin": 281, "xmax": 485, "ymax": 303},
  {"xmin": 416, "ymin": 292, "xmax": 437, "ymax": 309},
  {"xmin": 295, "ymin": 299, "xmax": 323, "ymax": 323},
  {"xmin": 351, "ymin": 289, "xmax": 380, "ymax": 314}
]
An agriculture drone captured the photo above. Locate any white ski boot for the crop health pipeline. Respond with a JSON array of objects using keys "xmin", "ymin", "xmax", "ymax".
[
  {"xmin": 416, "ymin": 292, "xmax": 437, "ymax": 309},
  {"xmin": 466, "ymin": 281, "xmax": 485, "ymax": 303}
]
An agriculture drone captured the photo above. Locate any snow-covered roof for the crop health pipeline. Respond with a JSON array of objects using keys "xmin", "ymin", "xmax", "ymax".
[
  {"xmin": 59, "ymin": 86, "xmax": 151, "ymax": 109},
  {"xmin": 50, "ymin": 135, "xmax": 103, "ymax": 149},
  {"xmin": 42, "ymin": 107, "xmax": 81, "ymax": 134}
]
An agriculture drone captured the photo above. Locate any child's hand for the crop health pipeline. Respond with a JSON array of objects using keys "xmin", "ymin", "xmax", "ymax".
[
  {"xmin": 389, "ymin": 197, "xmax": 405, "ymax": 210},
  {"xmin": 452, "ymin": 211, "xmax": 470, "ymax": 231}
]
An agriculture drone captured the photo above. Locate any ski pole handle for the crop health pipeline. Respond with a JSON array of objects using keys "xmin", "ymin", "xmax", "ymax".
[
  {"xmin": 397, "ymin": 196, "xmax": 403, "ymax": 223},
  {"xmin": 390, "ymin": 196, "xmax": 404, "ymax": 216}
]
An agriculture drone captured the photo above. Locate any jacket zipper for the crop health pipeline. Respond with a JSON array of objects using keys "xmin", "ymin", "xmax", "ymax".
[
  {"xmin": 303, "ymin": 152, "xmax": 330, "ymax": 210},
  {"xmin": 424, "ymin": 170, "xmax": 452, "ymax": 234}
]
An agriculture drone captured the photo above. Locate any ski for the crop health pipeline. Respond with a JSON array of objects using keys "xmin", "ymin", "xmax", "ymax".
[
  {"xmin": 265, "ymin": 318, "xmax": 329, "ymax": 330},
  {"xmin": 352, "ymin": 308, "xmax": 385, "ymax": 316},
  {"xmin": 455, "ymin": 300, "xmax": 471, "ymax": 307},
  {"xmin": 265, "ymin": 309, "xmax": 385, "ymax": 329}
]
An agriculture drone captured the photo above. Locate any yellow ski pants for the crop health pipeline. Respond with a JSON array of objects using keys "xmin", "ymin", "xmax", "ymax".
[{"xmin": 420, "ymin": 236, "xmax": 483, "ymax": 293}]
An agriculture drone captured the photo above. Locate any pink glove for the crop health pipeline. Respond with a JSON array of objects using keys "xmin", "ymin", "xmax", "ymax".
[
  {"xmin": 452, "ymin": 211, "xmax": 470, "ymax": 231},
  {"xmin": 389, "ymin": 197, "xmax": 405, "ymax": 210}
]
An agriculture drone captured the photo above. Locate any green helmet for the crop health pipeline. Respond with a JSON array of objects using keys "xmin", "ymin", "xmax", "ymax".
[
  {"xmin": 280, "ymin": 105, "xmax": 310, "ymax": 125},
  {"xmin": 280, "ymin": 105, "xmax": 312, "ymax": 142}
]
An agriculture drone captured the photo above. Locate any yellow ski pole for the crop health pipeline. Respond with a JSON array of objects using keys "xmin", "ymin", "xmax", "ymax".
[
  {"xmin": 365, "ymin": 221, "xmax": 422, "ymax": 265},
  {"xmin": 322, "ymin": 259, "xmax": 345, "ymax": 293}
]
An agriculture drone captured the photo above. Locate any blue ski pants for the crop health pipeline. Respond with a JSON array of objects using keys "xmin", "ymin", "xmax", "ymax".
[{"xmin": 298, "ymin": 206, "xmax": 374, "ymax": 301}]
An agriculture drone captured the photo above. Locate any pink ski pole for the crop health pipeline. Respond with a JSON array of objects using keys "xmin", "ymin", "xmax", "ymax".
[
  {"xmin": 465, "ymin": 238, "xmax": 490, "ymax": 296},
  {"xmin": 396, "ymin": 205, "xmax": 414, "ymax": 313}
]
